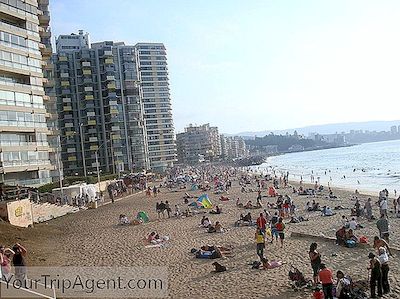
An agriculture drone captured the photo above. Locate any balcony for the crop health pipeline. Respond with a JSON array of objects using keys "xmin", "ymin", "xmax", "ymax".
[{"xmin": 39, "ymin": 13, "xmax": 50, "ymax": 25}]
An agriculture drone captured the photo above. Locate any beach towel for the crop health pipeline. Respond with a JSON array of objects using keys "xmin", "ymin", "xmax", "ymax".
[{"xmin": 137, "ymin": 211, "xmax": 149, "ymax": 223}]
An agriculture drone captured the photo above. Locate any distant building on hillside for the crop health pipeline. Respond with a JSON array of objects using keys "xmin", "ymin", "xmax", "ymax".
[
  {"xmin": 176, "ymin": 124, "xmax": 221, "ymax": 164},
  {"xmin": 220, "ymin": 135, "xmax": 248, "ymax": 160},
  {"xmin": 390, "ymin": 125, "xmax": 398, "ymax": 134}
]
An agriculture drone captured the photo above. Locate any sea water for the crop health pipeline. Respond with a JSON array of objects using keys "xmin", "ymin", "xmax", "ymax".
[{"xmin": 256, "ymin": 139, "xmax": 400, "ymax": 196}]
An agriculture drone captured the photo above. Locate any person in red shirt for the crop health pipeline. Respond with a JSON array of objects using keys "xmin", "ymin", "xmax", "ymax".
[
  {"xmin": 318, "ymin": 263, "xmax": 334, "ymax": 299},
  {"xmin": 256, "ymin": 213, "xmax": 266, "ymax": 233}
]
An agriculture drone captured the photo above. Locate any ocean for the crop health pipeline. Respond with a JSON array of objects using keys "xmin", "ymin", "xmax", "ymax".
[{"xmin": 254, "ymin": 139, "xmax": 400, "ymax": 196}]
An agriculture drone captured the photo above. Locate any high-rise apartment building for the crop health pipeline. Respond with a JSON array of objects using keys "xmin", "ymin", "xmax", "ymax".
[
  {"xmin": 54, "ymin": 33, "xmax": 153, "ymax": 176},
  {"xmin": 136, "ymin": 43, "xmax": 177, "ymax": 171},
  {"xmin": 176, "ymin": 124, "xmax": 221, "ymax": 164},
  {"xmin": 0, "ymin": 0, "xmax": 55, "ymax": 186},
  {"xmin": 220, "ymin": 135, "xmax": 248, "ymax": 160}
]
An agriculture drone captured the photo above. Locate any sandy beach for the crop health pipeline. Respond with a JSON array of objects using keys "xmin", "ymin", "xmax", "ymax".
[{"xmin": 1, "ymin": 172, "xmax": 400, "ymax": 299}]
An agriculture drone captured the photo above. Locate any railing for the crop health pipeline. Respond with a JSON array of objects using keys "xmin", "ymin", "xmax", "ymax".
[
  {"xmin": 0, "ymin": 141, "xmax": 49, "ymax": 147},
  {"xmin": 2, "ymin": 160, "xmax": 51, "ymax": 167},
  {"xmin": 0, "ymin": 20, "xmax": 40, "ymax": 38}
]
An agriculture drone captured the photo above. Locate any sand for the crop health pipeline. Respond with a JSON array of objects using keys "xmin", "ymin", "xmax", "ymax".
[{"xmin": 1, "ymin": 175, "xmax": 400, "ymax": 298}]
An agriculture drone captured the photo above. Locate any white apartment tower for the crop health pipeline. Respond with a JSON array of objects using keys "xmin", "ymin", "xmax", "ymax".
[{"xmin": 135, "ymin": 43, "xmax": 177, "ymax": 171}]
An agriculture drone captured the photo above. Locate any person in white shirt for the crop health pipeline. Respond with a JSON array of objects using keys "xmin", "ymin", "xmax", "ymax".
[
  {"xmin": 378, "ymin": 247, "xmax": 390, "ymax": 294},
  {"xmin": 349, "ymin": 218, "xmax": 358, "ymax": 230},
  {"xmin": 380, "ymin": 199, "xmax": 388, "ymax": 217}
]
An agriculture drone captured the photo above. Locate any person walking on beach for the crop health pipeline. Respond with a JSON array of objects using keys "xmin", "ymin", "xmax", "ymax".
[
  {"xmin": 309, "ymin": 242, "xmax": 322, "ymax": 286},
  {"xmin": 376, "ymin": 214, "xmax": 390, "ymax": 243},
  {"xmin": 368, "ymin": 252, "xmax": 383, "ymax": 298},
  {"xmin": 255, "ymin": 228, "xmax": 265, "ymax": 260},
  {"xmin": 318, "ymin": 263, "xmax": 334, "ymax": 299}
]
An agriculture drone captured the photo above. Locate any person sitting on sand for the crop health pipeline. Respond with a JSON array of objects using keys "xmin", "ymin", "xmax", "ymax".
[
  {"xmin": 215, "ymin": 221, "xmax": 224, "ymax": 233},
  {"xmin": 236, "ymin": 198, "xmax": 243, "ymax": 208},
  {"xmin": 147, "ymin": 232, "xmax": 160, "ymax": 244},
  {"xmin": 341, "ymin": 216, "xmax": 350, "ymax": 228},
  {"xmin": 245, "ymin": 200, "xmax": 254, "ymax": 209},
  {"xmin": 210, "ymin": 205, "xmax": 222, "ymax": 214},
  {"xmin": 329, "ymin": 191, "xmax": 337, "ymax": 199},
  {"xmin": 175, "ymin": 205, "xmax": 181, "ymax": 217},
  {"xmin": 202, "ymin": 217, "xmax": 212, "ymax": 228},
  {"xmin": 336, "ymin": 227, "xmax": 347, "ymax": 246},
  {"xmin": 346, "ymin": 229, "xmax": 358, "ymax": 243},
  {"xmin": 243, "ymin": 212, "xmax": 252, "ymax": 223},
  {"xmin": 349, "ymin": 217, "xmax": 359, "ymax": 230},
  {"xmin": 119, "ymin": 214, "xmax": 130, "ymax": 225},
  {"xmin": 306, "ymin": 201, "xmax": 312, "ymax": 211},
  {"xmin": 322, "ymin": 206, "xmax": 334, "ymax": 216}
]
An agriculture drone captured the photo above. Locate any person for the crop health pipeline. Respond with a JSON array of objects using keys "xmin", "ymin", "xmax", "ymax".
[
  {"xmin": 255, "ymin": 228, "xmax": 265, "ymax": 260},
  {"xmin": 368, "ymin": 252, "xmax": 383, "ymax": 298},
  {"xmin": 346, "ymin": 229, "xmax": 358, "ymax": 243},
  {"xmin": 260, "ymin": 257, "xmax": 283, "ymax": 269},
  {"xmin": 275, "ymin": 217, "xmax": 285, "ymax": 247},
  {"xmin": 243, "ymin": 212, "xmax": 252, "ymax": 223},
  {"xmin": 158, "ymin": 201, "xmax": 166, "ymax": 219},
  {"xmin": 365, "ymin": 198, "xmax": 373, "ymax": 220},
  {"xmin": 336, "ymin": 270, "xmax": 352, "ymax": 299},
  {"xmin": 373, "ymin": 236, "xmax": 392, "ymax": 256},
  {"xmin": 203, "ymin": 217, "xmax": 211, "ymax": 228},
  {"xmin": 0, "ymin": 245, "xmax": 14, "ymax": 281},
  {"xmin": 12, "ymin": 243, "xmax": 27, "ymax": 285},
  {"xmin": 174, "ymin": 204, "xmax": 181, "ymax": 217},
  {"xmin": 313, "ymin": 286, "xmax": 324, "ymax": 299},
  {"xmin": 270, "ymin": 212, "xmax": 279, "ymax": 244},
  {"xmin": 214, "ymin": 221, "xmax": 224, "ymax": 233},
  {"xmin": 378, "ymin": 247, "xmax": 390, "ymax": 294},
  {"xmin": 256, "ymin": 213, "xmax": 267, "ymax": 233},
  {"xmin": 318, "ymin": 263, "xmax": 334, "ymax": 299},
  {"xmin": 309, "ymin": 242, "xmax": 321, "ymax": 286},
  {"xmin": 210, "ymin": 205, "xmax": 222, "ymax": 214},
  {"xmin": 165, "ymin": 201, "xmax": 171, "ymax": 218},
  {"xmin": 376, "ymin": 214, "xmax": 390, "ymax": 243},
  {"xmin": 379, "ymin": 198, "xmax": 388, "ymax": 217},
  {"xmin": 119, "ymin": 214, "xmax": 130, "ymax": 225},
  {"xmin": 336, "ymin": 226, "xmax": 347, "ymax": 246},
  {"xmin": 348, "ymin": 217, "xmax": 358, "ymax": 230}
]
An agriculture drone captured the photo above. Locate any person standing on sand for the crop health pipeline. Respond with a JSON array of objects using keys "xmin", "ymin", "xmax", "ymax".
[
  {"xmin": 376, "ymin": 214, "xmax": 390, "ymax": 243},
  {"xmin": 12, "ymin": 243, "xmax": 27, "ymax": 286},
  {"xmin": 318, "ymin": 263, "xmax": 334, "ymax": 299},
  {"xmin": 255, "ymin": 228, "xmax": 265, "ymax": 260},
  {"xmin": 368, "ymin": 252, "xmax": 383, "ymax": 298},
  {"xmin": 256, "ymin": 213, "xmax": 267, "ymax": 234},
  {"xmin": 378, "ymin": 247, "xmax": 390, "ymax": 294},
  {"xmin": 165, "ymin": 201, "xmax": 171, "ymax": 218},
  {"xmin": 379, "ymin": 197, "xmax": 388, "ymax": 217},
  {"xmin": 275, "ymin": 217, "xmax": 285, "ymax": 247},
  {"xmin": 365, "ymin": 198, "xmax": 373, "ymax": 220},
  {"xmin": 309, "ymin": 242, "xmax": 322, "ymax": 286}
]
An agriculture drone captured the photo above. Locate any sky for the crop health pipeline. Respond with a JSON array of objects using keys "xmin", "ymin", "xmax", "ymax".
[{"xmin": 50, "ymin": 0, "xmax": 400, "ymax": 134}]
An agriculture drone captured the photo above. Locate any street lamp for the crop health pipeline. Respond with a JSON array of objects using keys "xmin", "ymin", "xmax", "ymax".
[
  {"xmin": 94, "ymin": 139, "xmax": 113, "ymax": 195},
  {"xmin": 56, "ymin": 133, "xmax": 76, "ymax": 200}
]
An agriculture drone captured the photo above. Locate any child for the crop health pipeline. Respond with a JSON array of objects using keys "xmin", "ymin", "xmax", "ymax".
[
  {"xmin": 313, "ymin": 286, "xmax": 324, "ymax": 299},
  {"xmin": 255, "ymin": 228, "xmax": 265, "ymax": 260}
]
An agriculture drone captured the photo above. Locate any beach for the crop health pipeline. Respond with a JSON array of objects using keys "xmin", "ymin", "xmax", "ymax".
[{"xmin": 1, "ymin": 173, "xmax": 400, "ymax": 299}]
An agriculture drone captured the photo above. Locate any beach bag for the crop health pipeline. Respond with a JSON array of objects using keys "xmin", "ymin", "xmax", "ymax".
[
  {"xmin": 359, "ymin": 236, "xmax": 368, "ymax": 243},
  {"xmin": 346, "ymin": 240, "xmax": 356, "ymax": 248}
]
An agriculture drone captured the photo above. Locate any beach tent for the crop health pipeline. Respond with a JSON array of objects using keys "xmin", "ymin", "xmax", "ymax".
[
  {"xmin": 137, "ymin": 211, "xmax": 149, "ymax": 223},
  {"xmin": 197, "ymin": 194, "xmax": 213, "ymax": 209}
]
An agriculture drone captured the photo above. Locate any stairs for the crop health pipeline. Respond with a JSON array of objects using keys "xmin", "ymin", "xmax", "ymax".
[{"xmin": 32, "ymin": 202, "xmax": 79, "ymax": 223}]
